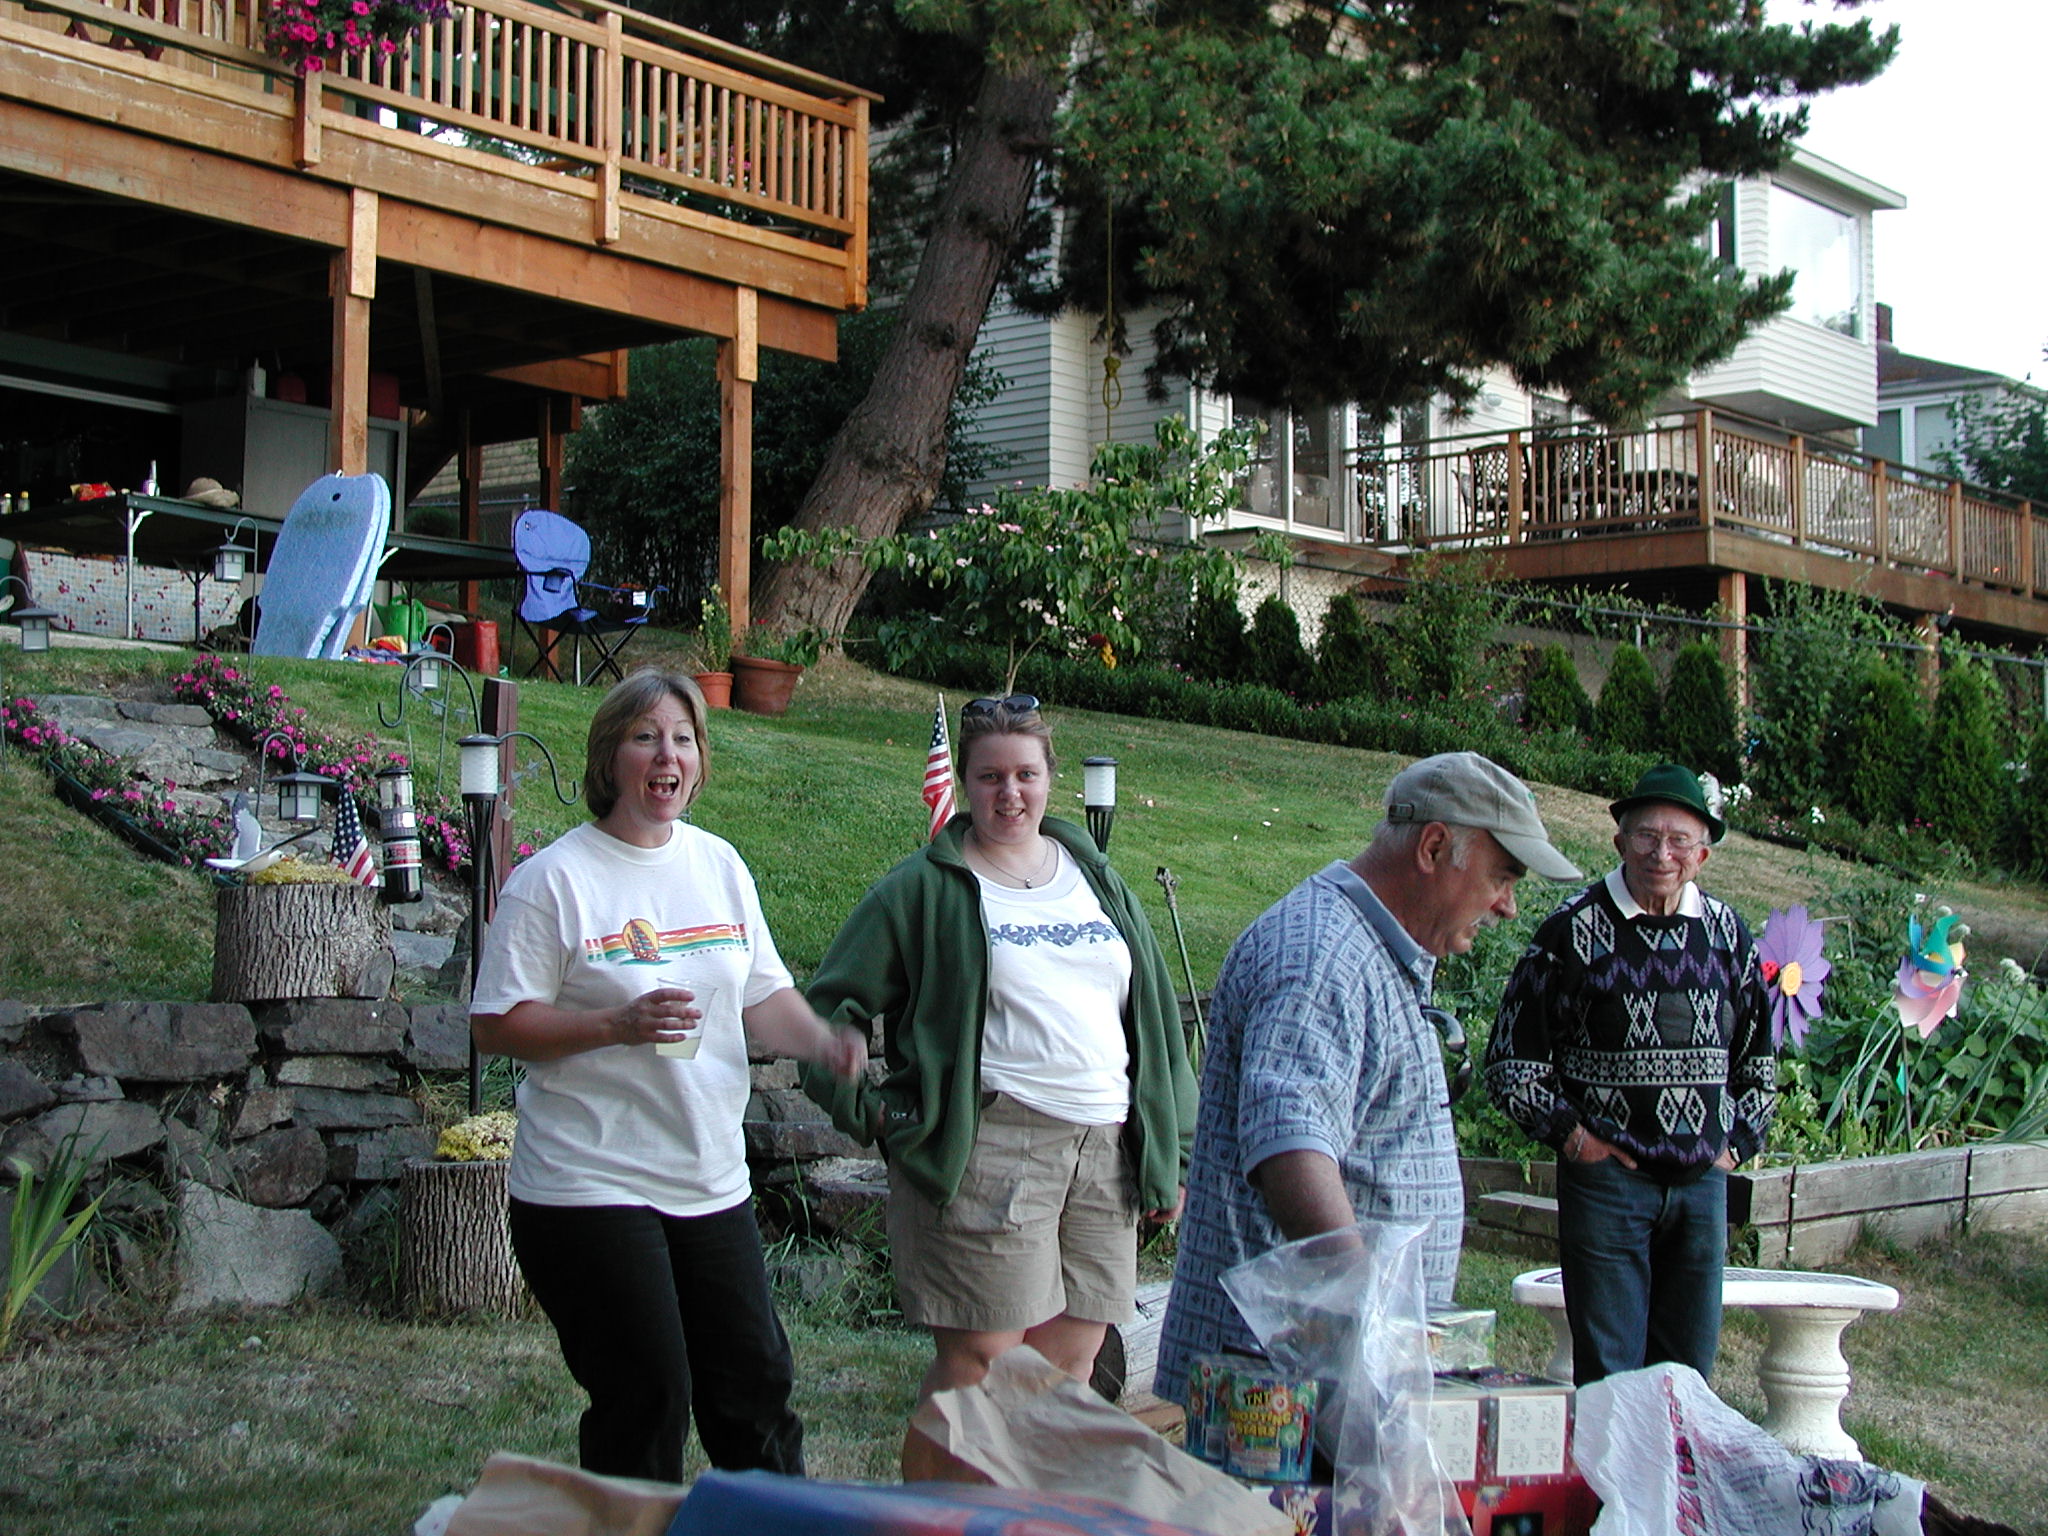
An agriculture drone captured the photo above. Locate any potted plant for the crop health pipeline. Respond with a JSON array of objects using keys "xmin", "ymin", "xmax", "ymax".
[
  {"xmin": 264, "ymin": 0, "xmax": 452, "ymax": 75},
  {"xmin": 694, "ymin": 586, "xmax": 734, "ymax": 709},
  {"xmin": 731, "ymin": 622, "xmax": 823, "ymax": 716}
]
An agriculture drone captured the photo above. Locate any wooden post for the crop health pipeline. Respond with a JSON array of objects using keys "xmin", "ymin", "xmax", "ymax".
[
  {"xmin": 1505, "ymin": 429, "xmax": 1523, "ymax": 543},
  {"xmin": 1695, "ymin": 409, "xmax": 1716, "ymax": 528},
  {"xmin": 1789, "ymin": 435, "xmax": 1806, "ymax": 545},
  {"xmin": 212, "ymin": 884, "xmax": 393, "ymax": 1003},
  {"xmin": 1917, "ymin": 612, "xmax": 1942, "ymax": 698},
  {"xmin": 594, "ymin": 12, "xmax": 623, "ymax": 245},
  {"xmin": 399, "ymin": 1159, "xmax": 528, "ymax": 1316},
  {"xmin": 1948, "ymin": 482, "xmax": 1964, "ymax": 578},
  {"xmin": 719, "ymin": 289, "xmax": 759, "ymax": 638},
  {"xmin": 1873, "ymin": 459, "xmax": 1890, "ymax": 563},
  {"xmin": 1719, "ymin": 570, "xmax": 1749, "ymax": 715},
  {"xmin": 2020, "ymin": 501, "xmax": 2035, "ymax": 598},
  {"xmin": 846, "ymin": 96, "xmax": 870, "ymax": 308},
  {"xmin": 458, "ymin": 418, "xmax": 483, "ymax": 616},
  {"xmin": 329, "ymin": 189, "xmax": 376, "ymax": 477}
]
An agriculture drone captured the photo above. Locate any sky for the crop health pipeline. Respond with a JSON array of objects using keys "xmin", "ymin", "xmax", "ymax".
[{"xmin": 1765, "ymin": 0, "xmax": 2048, "ymax": 383}]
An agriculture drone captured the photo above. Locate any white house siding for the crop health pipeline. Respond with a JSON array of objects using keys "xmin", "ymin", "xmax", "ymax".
[{"xmin": 963, "ymin": 304, "xmax": 1096, "ymax": 506}]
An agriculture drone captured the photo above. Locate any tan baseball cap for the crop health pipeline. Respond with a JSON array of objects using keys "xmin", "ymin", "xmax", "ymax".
[{"xmin": 1384, "ymin": 752, "xmax": 1582, "ymax": 881}]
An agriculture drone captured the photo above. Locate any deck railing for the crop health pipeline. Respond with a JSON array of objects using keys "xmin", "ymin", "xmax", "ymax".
[
  {"xmin": 1356, "ymin": 409, "xmax": 2044, "ymax": 599},
  {"xmin": 7, "ymin": 0, "xmax": 867, "ymax": 255}
]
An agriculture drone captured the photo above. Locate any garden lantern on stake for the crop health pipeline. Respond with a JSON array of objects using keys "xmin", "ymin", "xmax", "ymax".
[
  {"xmin": 375, "ymin": 761, "xmax": 422, "ymax": 906},
  {"xmin": 256, "ymin": 729, "xmax": 335, "ymax": 825},
  {"xmin": 1084, "ymin": 755, "xmax": 1118, "ymax": 853}
]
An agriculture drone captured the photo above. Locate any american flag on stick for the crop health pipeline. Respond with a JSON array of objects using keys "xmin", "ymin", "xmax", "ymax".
[
  {"xmin": 332, "ymin": 793, "xmax": 378, "ymax": 887},
  {"xmin": 923, "ymin": 696, "xmax": 956, "ymax": 842}
]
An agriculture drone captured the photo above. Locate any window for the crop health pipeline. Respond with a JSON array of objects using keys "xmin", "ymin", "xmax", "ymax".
[
  {"xmin": 1769, "ymin": 185, "xmax": 1862, "ymax": 338},
  {"xmin": 1705, "ymin": 182, "xmax": 1738, "ymax": 269}
]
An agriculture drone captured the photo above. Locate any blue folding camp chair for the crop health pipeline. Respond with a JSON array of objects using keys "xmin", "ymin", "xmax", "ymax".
[{"xmin": 512, "ymin": 509, "xmax": 661, "ymax": 685}]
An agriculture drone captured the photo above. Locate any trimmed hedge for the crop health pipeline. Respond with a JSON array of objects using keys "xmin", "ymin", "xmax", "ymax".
[
  {"xmin": 1661, "ymin": 640, "xmax": 1741, "ymax": 782},
  {"xmin": 1593, "ymin": 643, "xmax": 1660, "ymax": 753}
]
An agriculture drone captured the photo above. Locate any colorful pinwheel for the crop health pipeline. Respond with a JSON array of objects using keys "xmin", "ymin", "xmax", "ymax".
[
  {"xmin": 1758, "ymin": 905, "xmax": 1831, "ymax": 1050},
  {"xmin": 1891, "ymin": 911, "xmax": 1969, "ymax": 1040}
]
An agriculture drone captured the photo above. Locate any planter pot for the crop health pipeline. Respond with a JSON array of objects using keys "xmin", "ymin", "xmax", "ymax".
[
  {"xmin": 693, "ymin": 671, "xmax": 733, "ymax": 709},
  {"xmin": 730, "ymin": 654, "xmax": 803, "ymax": 716}
]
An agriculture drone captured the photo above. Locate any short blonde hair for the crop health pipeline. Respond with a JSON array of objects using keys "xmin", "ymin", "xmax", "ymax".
[
  {"xmin": 958, "ymin": 697, "xmax": 1058, "ymax": 778},
  {"xmin": 583, "ymin": 670, "xmax": 709, "ymax": 818}
]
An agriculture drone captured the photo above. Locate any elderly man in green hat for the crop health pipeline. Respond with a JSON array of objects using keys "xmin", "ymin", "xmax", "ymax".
[{"xmin": 1484, "ymin": 762, "xmax": 1775, "ymax": 1386}]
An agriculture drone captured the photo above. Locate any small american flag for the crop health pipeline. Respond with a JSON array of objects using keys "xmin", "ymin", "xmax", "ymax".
[
  {"xmin": 922, "ymin": 696, "xmax": 956, "ymax": 842},
  {"xmin": 332, "ymin": 793, "xmax": 378, "ymax": 887}
]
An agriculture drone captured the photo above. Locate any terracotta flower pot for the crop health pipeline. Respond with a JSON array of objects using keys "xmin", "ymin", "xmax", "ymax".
[
  {"xmin": 730, "ymin": 654, "xmax": 803, "ymax": 716},
  {"xmin": 693, "ymin": 671, "xmax": 733, "ymax": 709}
]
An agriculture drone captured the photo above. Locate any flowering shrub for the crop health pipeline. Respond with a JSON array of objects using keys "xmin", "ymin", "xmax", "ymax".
[
  {"xmin": 174, "ymin": 655, "xmax": 402, "ymax": 799},
  {"xmin": 264, "ymin": 0, "xmax": 451, "ymax": 75},
  {"xmin": 1, "ymin": 696, "xmax": 231, "ymax": 866}
]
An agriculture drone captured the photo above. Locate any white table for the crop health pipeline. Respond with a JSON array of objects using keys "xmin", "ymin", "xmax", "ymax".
[{"xmin": 1511, "ymin": 1266, "xmax": 1901, "ymax": 1460}]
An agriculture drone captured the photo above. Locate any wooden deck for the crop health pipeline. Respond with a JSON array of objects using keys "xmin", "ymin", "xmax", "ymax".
[{"xmin": 1357, "ymin": 410, "xmax": 2048, "ymax": 642}]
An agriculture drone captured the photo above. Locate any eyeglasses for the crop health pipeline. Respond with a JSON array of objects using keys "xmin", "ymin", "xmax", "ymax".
[
  {"xmin": 1625, "ymin": 830, "xmax": 1703, "ymax": 855},
  {"xmin": 962, "ymin": 694, "xmax": 1040, "ymax": 718},
  {"xmin": 1422, "ymin": 1006, "xmax": 1472, "ymax": 1106}
]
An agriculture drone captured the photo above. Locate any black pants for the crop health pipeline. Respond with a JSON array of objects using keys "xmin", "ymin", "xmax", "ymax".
[{"xmin": 509, "ymin": 1196, "xmax": 805, "ymax": 1482}]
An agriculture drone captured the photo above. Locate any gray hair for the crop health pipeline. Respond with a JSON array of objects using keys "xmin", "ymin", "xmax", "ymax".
[{"xmin": 1371, "ymin": 818, "xmax": 1482, "ymax": 868}]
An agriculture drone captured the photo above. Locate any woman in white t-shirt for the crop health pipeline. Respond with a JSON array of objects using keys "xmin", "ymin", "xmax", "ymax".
[
  {"xmin": 800, "ymin": 696, "xmax": 1194, "ymax": 1470},
  {"xmin": 471, "ymin": 669, "xmax": 864, "ymax": 1484}
]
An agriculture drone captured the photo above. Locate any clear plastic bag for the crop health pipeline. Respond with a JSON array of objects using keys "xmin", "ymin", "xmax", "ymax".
[{"xmin": 1221, "ymin": 1221, "xmax": 1468, "ymax": 1536}]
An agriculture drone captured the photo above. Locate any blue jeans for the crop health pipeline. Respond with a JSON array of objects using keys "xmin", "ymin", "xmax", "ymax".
[
  {"xmin": 509, "ymin": 1197, "xmax": 804, "ymax": 1482},
  {"xmin": 1555, "ymin": 1158, "xmax": 1727, "ymax": 1386}
]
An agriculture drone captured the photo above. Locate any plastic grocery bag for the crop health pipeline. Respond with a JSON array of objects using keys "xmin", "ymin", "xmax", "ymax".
[
  {"xmin": 1221, "ymin": 1221, "xmax": 1466, "ymax": 1536},
  {"xmin": 1574, "ymin": 1364, "xmax": 1923, "ymax": 1536}
]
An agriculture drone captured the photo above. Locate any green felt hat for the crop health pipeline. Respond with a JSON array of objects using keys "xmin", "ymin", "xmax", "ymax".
[{"xmin": 1609, "ymin": 762, "xmax": 1725, "ymax": 843}]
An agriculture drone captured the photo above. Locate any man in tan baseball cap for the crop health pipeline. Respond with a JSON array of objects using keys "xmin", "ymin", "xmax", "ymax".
[{"xmin": 1157, "ymin": 752, "xmax": 1580, "ymax": 1398}]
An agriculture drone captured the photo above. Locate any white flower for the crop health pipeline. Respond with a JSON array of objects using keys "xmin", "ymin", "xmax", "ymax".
[{"xmin": 1809, "ymin": 806, "xmax": 1825, "ymax": 825}]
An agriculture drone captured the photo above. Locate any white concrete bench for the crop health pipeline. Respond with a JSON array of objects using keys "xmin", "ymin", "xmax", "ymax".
[{"xmin": 1511, "ymin": 1265, "xmax": 1900, "ymax": 1460}]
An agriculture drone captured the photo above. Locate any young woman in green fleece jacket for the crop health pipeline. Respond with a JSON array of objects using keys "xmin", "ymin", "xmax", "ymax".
[{"xmin": 800, "ymin": 696, "xmax": 1195, "ymax": 1438}]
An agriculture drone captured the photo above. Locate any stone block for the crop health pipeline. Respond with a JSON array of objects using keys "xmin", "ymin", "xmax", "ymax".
[
  {"xmin": 392, "ymin": 931, "xmax": 456, "ymax": 976},
  {"xmin": 403, "ymin": 1005, "xmax": 471, "ymax": 1071},
  {"xmin": 159, "ymin": 1117, "xmax": 236, "ymax": 1190},
  {"xmin": 170, "ymin": 1183, "xmax": 341, "ymax": 1314},
  {"xmin": 51, "ymin": 1002, "xmax": 254, "ymax": 1082},
  {"xmin": 51, "ymin": 1075, "xmax": 124, "ymax": 1103},
  {"xmin": 0, "ymin": 1000, "xmax": 38, "ymax": 1048},
  {"xmin": 272, "ymin": 1056, "xmax": 403, "ymax": 1093},
  {"xmin": 750, "ymin": 1088, "xmax": 828, "ymax": 1124},
  {"xmin": 116, "ymin": 700, "xmax": 213, "ymax": 727},
  {"xmin": 749, "ymin": 1059, "xmax": 799, "ymax": 1092},
  {"xmin": 5, "ymin": 1099, "xmax": 164, "ymax": 1174},
  {"xmin": 286, "ymin": 1086, "xmax": 422, "ymax": 1131},
  {"xmin": 803, "ymin": 1158, "xmax": 889, "ymax": 1236},
  {"xmin": 327, "ymin": 1125, "xmax": 437, "ymax": 1183},
  {"xmin": 743, "ymin": 1120, "xmax": 865, "ymax": 1161},
  {"xmin": 0, "ymin": 1061, "xmax": 57, "ymax": 1120},
  {"xmin": 256, "ymin": 1000, "xmax": 406, "ymax": 1056},
  {"xmin": 230, "ymin": 1127, "xmax": 328, "ymax": 1208},
  {"xmin": 34, "ymin": 694, "xmax": 120, "ymax": 722},
  {"xmin": 229, "ymin": 1087, "xmax": 294, "ymax": 1140}
]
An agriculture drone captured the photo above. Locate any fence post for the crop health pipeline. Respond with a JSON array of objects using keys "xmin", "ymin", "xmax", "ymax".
[
  {"xmin": 1695, "ymin": 409, "xmax": 1715, "ymax": 528},
  {"xmin": 2018, "ymin": 500, "xmax": 2034, "ymax": 597},
  {"xmin": 1789, "ymin": 435, "xmax": 1806, "ymax": 545},
  {"xmin": 1873, "ymin": 460, "xmax": 1890, "ymax": 564},
  {"xmin": 1506, "ymin": 429, "xmax": 1523, "ymax": 544},
  {"xmin": 595, "ymin": 12, "xmax": 624, "ymax": 245},
  {"xmin": 1948, "ymin": 482, "xmax": 1964, "ymax": 578}
]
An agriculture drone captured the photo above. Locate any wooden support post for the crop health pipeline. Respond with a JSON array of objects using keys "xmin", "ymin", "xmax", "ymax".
[
  {"xmin": 1916, "ymin": 612, "xmax": 1942, "ymax": 699},
  {"xmin": 846, "ymin": 97, "xmax": 870, "ymax": 309},
  {"xmin": 1789, "ymin": 436, "xmax": 1806, "ymax": 545},
  {"xmin": 328, "ymin": 189, "xmax": 376, "ymax": 477},
  {"xmin": 594, "ymin": 12, "xmax": 623, "ymax": 245},
  {"xmin": 1948, "ymin": 482, "xmax": 1964, "ymax": 578},
  {"xmin": 295, "ymin": 66, "xmax": 321, "ymax": 168},
  {"xmin": 1873, "ymin": 460, "xmax": 1890, "ymax": 563},
  {"xmin": 2020, "ymin": 501, "xmax": 2036, "ymax": 598},
  {"xmin": 1696, "ymin": 409, "xmax": 1716, "ymax": 529},
  {"xmin": 1505, "ymin": 429, "xmax": 1523, "ymax": 542},
  {"xmin": 718, "ymin": 288, "xmax": 759, "ymax": 638},
  {"xmin": 538, "ymin": 395, "xmax": 568, "ymax": 510},
  {"xmin": 1719, "ymin": 570, "xmax": 1749, "ymax": 716},
  {"xmin": 458, "ymin": 419, "xmax": 483, "ymax": 617}
]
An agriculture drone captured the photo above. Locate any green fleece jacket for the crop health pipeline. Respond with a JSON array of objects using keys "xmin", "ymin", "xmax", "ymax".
[{"xmin": 798, "ymin": 815, "xmax": 1195, "ymax": 1211}]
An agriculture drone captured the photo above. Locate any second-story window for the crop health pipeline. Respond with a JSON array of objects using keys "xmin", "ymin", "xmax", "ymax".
[{"xmin": 1770, "ymin": 185, "xmax": 1862, "ymax": 338}]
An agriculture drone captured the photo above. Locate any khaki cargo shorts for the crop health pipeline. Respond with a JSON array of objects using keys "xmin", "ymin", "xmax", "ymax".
[{"xmin": 887, "ymin": 1092, "xmax": 1138, "ymax": 1333}]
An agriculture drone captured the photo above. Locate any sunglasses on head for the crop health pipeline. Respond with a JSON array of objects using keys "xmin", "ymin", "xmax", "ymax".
[
  {"xmin": 962, "ymin": 694, "xmax": 1040, "ymax": 719},
  {"xmin": 1422, "ymin": 1005, "xmax": 1472, "ymax": 1106}
]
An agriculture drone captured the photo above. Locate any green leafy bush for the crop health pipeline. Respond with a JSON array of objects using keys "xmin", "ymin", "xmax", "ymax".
[
  {"xmin": 1522, "ymin": 643, "xmax": 1592, "ymax": 735},
  {"xmin": 1592, "ymin": 643, "xmax": 1659, "ymax": 753},
  {"xmin": 1748, "ymin": 581, "xmax": 1900, "ymax": 813},
  {"xmin": 1312, "ymin": 593, "xmax": 1380, "ymax": 703},
  {"xmin": 1660, "ymin": 640, "xmax": 1741, "ymax": 782},
  {"xmin": 1179, "ymin": 580, "xmax": 1252, "ymax": 683},
  {"xmin": 1383, "ymin": 551, "xmax": 1508, "ymax": 701},
  {"xmin": 1829, "ymin": 659, "xmax": 1928, "ymax": 827},
  {"xmin": 1922, "ymin": 661, "xmax": 2009, "ymax": 859},
  {"xmin": 2016, "ymin": 718, "xmax": 2048, "ymax": 873},
  {"xmin": 1247, "ymin": 595, "xmax": 1313, "ymax": 693}
]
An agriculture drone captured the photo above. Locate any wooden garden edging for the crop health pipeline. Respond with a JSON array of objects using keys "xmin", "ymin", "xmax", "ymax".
[{"xmin": 1463, "ymin": 1143, "xmax": 2048, "ymax": 1266}]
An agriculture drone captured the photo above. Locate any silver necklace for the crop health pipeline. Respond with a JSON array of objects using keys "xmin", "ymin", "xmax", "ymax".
[{"xmin": 970, "ymin": 831, "xmax": 1056, "ymax": 888}]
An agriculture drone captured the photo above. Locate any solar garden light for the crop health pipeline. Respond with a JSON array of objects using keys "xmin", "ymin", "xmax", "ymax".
[
  {"xmin": 2, "ymin": 574, "xmax": 57, "ymax": 654},
  {"xmin": 255, "ymin": 729, "xmax": 335, "ymax": 826},
  {"xmin": 211, "ymin": 519, "xmax": 258, "ymax": 584},
  {"xmin": 1084, "ymin": 755, "xmax": 1119, "ymax": 853}
]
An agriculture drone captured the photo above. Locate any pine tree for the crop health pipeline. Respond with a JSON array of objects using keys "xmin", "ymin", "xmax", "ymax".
[
  {"xmin": 1314, "ymin": 593, "xmax": 1380, "ymax": 703},
  {"xmin": 1524, "ymin": 644, "xmax": 1593, "ymax": 735},
  {"xmin": 1247, "ymin": 596, "xmax": 1314, "ymax": 693},
  {"xmin": 1922, "ymin": 664, "xmax": 2009, "ymax": 860},
  {"xmin": 1661, "ymin": 641, "xmax": 1741, "ymax": 782},
  {"xmin": 1594, "ymin": 644, "xmax": 1660, "ymax": 754},
  {"xmin": 1181, "ymin": 583, "xmax": 1251, "ymax": 683},
  {"xmin": 1829, "ymin": 660, "xmax": 1928, "ymax": 826}
]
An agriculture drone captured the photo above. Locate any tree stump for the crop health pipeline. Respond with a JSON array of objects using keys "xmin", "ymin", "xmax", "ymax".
[
  {"xmin": 399, "ymin": 1158, "xmax": 529, "ymax": 1316},
  {"xmin": 212, "ymin": 883, "xmax": 394, "ymax": 1003}
]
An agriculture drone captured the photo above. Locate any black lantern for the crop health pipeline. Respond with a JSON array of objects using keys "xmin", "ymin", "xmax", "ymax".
[
  {"xmin": 1083, "ymin": 755, "xmax": 1119, "ymax": 853},
  {"xmin": 374, "ymin": 762, "xmax": 422, "ymax": 905},
  {"xmin": 256, "ymin": 729, "xmax": 334, "ymax": 825}
]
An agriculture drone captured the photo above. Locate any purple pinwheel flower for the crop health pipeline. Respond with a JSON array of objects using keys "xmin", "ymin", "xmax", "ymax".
[{"xmin": 1758, "ymin": 905, "xmax": 1831, "ymax": 1050}]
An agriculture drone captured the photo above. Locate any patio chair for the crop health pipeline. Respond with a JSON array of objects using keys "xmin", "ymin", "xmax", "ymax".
[
  {"xmin": 512, "ymin": 509, "xmax": 661, "ymax": 685},
  {"xmin": 251, "ymin": 472, "xmax": 391, "ymax": 659}
]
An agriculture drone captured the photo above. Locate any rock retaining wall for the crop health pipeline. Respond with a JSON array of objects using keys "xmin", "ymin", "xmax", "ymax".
[{"xmin": 0, "ymin": 997, "xmax": 882, "ymax": 1318}]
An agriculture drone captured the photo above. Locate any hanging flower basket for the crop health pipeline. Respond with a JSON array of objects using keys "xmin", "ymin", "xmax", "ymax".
[{"xmin": 264, "ymin": 0, "xmax": 451, "ymax": 75}]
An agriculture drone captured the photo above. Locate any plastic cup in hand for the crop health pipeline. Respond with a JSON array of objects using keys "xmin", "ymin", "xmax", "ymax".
[{"xmin": 655, "ymin": 980, "xmax": 725, "ymax": 1059}]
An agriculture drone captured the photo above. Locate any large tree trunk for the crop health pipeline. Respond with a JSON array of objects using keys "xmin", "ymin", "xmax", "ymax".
[
  {"xmin": 399, "ymin": 1158, "xmax": 528, "ymax": 1316},
  {"xmin": 755, "ymin": 63, "xmax": 1060, "ymax": 638},
  {"xmin": 212, "ymin": 884, "xmax": 393, "ymax": 1003}
]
